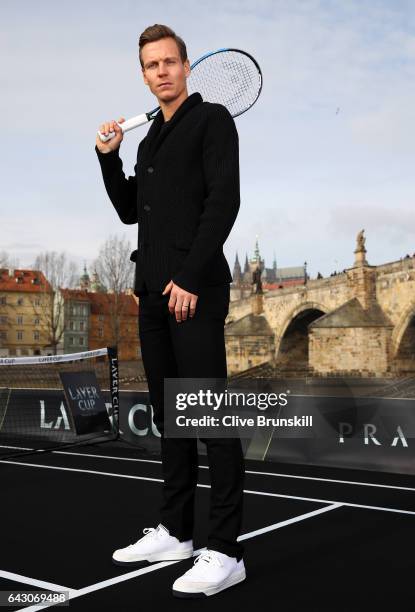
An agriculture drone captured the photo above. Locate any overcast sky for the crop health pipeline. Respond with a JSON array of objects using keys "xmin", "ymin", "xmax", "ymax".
[{"xmin": 1, "ymin": 0, "xmax": 414, "ymax": 279}]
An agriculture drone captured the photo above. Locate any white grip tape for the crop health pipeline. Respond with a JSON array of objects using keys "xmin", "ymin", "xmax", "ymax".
[{"xmin": 97, "ymin": 113, "xmax": 150, "ymax": 142}]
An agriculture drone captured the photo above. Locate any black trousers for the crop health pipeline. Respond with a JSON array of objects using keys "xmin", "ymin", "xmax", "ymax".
[{"xmin": 138, "ymin": 282, "xmax": 245, "ymax": 561}]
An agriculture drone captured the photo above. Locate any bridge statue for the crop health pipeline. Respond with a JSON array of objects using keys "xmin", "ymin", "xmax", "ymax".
[
  {"xmin": 354, "ymin": 229, "xmax": 368, "ymax": 266},
  {"xmin": 356, "ymin": 229, "xmax": 366, "ymax": 252},
  {"xmin": 252, "ymin": 266, "xmax": 263, "ymax": 294}
]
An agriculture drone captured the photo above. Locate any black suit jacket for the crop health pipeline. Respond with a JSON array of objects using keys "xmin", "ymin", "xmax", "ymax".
[{"xmin": 95, "ymin": 92, "xmax": 240, "ymax": 296}]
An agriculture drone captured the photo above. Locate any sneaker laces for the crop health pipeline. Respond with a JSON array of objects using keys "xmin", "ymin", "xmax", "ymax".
[
  {"xmin": 193, "ymin": 550, "xmax": 223, "ymax": 567},
  {"xmin": 129, "ymin": 525, "xmax": 162, "ymax": 548},
  {"xmin": 142, "ymin": 527, "xmax": 158, "ymax": 538}
]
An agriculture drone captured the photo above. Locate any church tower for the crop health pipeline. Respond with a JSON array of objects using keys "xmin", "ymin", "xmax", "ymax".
[
  {"xmin": 242, "ymin": 253, "xmax": 250, "ymax": 284},
  {"xmin": 248, "ymin": 236, "xmax": 265, "ymax": 279},
  {"xmin": 232, "ymin": 252, "xmax": 242, "ymax": 284},
  {"xmin": 79, "ymin": 263, "xmax": 91, "ymax": 291}
]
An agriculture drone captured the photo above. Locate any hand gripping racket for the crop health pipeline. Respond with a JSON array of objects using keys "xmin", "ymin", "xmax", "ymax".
[{"xmin": 97, "ymin": 48, "xmax": 262, "ymax": 142}]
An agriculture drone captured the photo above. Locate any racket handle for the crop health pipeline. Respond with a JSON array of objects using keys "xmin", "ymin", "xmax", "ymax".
[{"xmin": 97, "ymin": 113, "xmax": 150, "ymax": 142}]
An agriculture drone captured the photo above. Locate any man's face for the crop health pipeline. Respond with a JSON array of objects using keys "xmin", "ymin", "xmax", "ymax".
[{"xmin": 141, "ymin": 37, "xmax": 190, "ymax": 102}]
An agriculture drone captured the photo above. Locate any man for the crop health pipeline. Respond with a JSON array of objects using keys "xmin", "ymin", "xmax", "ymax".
[{"xmin": 95, "ymin": 24, "xmax": 245, "ymax": 598}]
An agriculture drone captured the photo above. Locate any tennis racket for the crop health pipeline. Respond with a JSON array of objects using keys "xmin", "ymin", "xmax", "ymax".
[{"xmin": 97, "ymin": 48, "xmax": 262, "ymax": 142}]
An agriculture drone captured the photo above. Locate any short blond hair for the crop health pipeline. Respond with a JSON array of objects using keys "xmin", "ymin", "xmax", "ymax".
[{"xmin": 138, "ymin": 24, "xmax": 188, "ymax": 69}]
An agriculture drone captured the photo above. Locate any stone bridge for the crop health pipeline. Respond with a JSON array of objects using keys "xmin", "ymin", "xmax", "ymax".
[{"xmin": 226, "ymin": 235, "xmax": 415, "ymax": 377}]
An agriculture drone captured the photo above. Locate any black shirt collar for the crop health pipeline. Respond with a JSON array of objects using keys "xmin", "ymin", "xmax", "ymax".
[{"xmin": 146, "ymin": 92, "xmax": 203, "ymax": 159}]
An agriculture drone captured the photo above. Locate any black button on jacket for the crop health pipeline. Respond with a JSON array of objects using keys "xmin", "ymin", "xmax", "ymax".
[{"xmin": 95, "ymin": 92, "xmax": 240, "ymax": 296}]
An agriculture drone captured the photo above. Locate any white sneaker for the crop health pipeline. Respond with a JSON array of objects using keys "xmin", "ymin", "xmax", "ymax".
[
  {"xmin": 112, "ymin": 524, "xmax": 193, "ymax": 566},
  {"xmin": 172, "ymin": 549, "xmax": 246, "ymax": 598}
]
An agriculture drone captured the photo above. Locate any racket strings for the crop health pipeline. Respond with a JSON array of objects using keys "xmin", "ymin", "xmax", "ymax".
[
  {"xmin": 188, "ymin": 50, "xmax": 261, "ymax": 117},
  {"xmin": 221, "ymin": 57, "xmax": 254, "ymax": 109}
]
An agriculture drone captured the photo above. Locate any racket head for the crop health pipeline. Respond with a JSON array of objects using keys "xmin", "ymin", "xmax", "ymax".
[
  {"xmin": 188, "ymin": 48, "xmax": 263, "ymax": 118},
  {"xmin": 146, "ymin": 47, "xmax": 263, "ymax": 120}
]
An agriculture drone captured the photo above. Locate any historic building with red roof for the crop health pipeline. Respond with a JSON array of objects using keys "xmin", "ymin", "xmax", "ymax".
[{"xmin": 0, "ymin": 268, "xmax": 53, "ymax": 356}]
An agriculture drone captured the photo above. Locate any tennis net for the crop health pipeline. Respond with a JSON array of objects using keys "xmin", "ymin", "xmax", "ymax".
[{"xmin": 0, "ymin": 346, "xmax": 119, "ymax": 459}]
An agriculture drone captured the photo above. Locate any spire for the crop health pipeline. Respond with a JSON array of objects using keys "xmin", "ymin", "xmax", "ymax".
[
  {"xmin": 232, "ymin": 251, "xmax": 242, "ymax": 283},
  {"xmin": 79, "ymin": 262, "xmax": 91, "ymax": 290},
  {"xmin": 243, "ymin": 253, "xmax": 250, "ymax": 273},
  {"xmin": 253, "ymin": 235, "xmax": 260, "ymax": 263}
]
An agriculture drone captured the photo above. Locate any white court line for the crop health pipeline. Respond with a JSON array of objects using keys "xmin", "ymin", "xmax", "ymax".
[
  {"xmin": 55, "ymin": 450, "xmax": 163, "ymax": 465},
  {"xmin": 1, "ymin": 460, "xmax": 165, "ymax": 483},
  {"xmin": 3, "ymin": 445, "xmax": 415, "ymax": 493},
  {"xmin": 244, "ymin": 468, "xmax": 415, "ymax": 492},
  {"xmin": 243, "ymin": 487, "xmax": 415, "ymax": 516},
  {"xmin": 237, "ymin": 503, "xmax": 343, "ymax": 540},
  {"xmin": 0, "ymin": 569, "xmax": 75, "ymax": 595},
  {"xmin": 17, "ymin": 504, "xmax": 342, "ymax": 611},
  {"xmin": 0, "ymin": 445, "xmax": 33, "ymax": 451},
  {"xmin": 2, "ymin": 459, "xmax": 415, "ymax": 516}
]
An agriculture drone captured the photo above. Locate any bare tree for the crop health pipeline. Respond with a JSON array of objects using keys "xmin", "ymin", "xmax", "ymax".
[
  {"xmin": 93, "ymin": 234, "xmax": 134, "ymax": 293},
  {"xmin": 0, "ymin": 252, "xmax": 8, "ymax": 268},
  {"xmin": 92, "ymin": 235, "xmax": 135, "ymax": 348},
  {"xmin": 33, "ymin": 252, "xmax": 79, "ymax": 290},
  {"xmin": 31, "ymin": 251, "xmax": 80, "ymax": 354},
  {"xmin": 0, "ymin": 251, "xmax": 19, "ymax": 269}
]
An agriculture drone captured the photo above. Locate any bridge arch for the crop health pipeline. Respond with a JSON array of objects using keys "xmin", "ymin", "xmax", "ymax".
[
  {"xmin": 275, "ymin": 301, "xmax": 328, "ymax": 372},
  {"xmin": 391, "ymin": 301, "xmax": 415, "ymax": 367}
]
